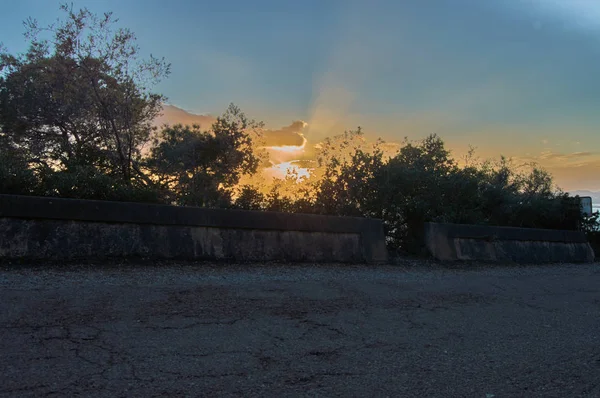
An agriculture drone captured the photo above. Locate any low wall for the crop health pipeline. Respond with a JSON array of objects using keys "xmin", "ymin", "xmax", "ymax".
[
  {"xmin": 0, "ymin": 195, "xmax": 388, "ymax": 263},
  {"xmin": 424, "ymin": 222, "xmax": 595, "ymax": 263}
]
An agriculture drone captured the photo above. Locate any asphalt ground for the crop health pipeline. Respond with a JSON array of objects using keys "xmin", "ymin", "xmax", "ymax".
[{"xmin": 1, "ymin": 262, "xmax": 599, "ymax": 397}]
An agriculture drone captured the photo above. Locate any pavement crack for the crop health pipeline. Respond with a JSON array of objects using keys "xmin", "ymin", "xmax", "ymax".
[
  {"xmin": 143, "ymin": 318, "xmax": 243, "ymax": 330},
  {"xmin": 178, "ymin": 350, "xmax": 254, "ymax": 359},
  {"xmin": 0, "ymin": 384, "xmax": 51, "ymax": 394},
  {"xmin": 317, "ymin": 371, "xmax": 364, "ymax": 377},
  {"xmin": 158, "ymin": 370, "xmax": 248, "ymax": 379},
  {"xmin": 298, "ymin": 319, "xmax": 346, "ymax": 337},
  {"xmin": 304, "ymin": 345, "xmax": 346, "ymax": 359}
]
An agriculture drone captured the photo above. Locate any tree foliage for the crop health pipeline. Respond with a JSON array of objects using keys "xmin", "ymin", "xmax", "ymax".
[
  {"xmin": 0, "ymin": 3, "xmax": 170, "ymax": 192},
  {"xmin": 146, "ymin": 104, "xmax": 261, "ymax": 207}
]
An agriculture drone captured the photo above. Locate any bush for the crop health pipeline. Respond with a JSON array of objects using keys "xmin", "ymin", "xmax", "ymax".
[
  {"xmin": 307, "ymin": 135, "xmax": 587, "ymax": 254},
  {"xmin": 40, "ymin": 165, "xmax": 162, "ymax": 203},
  {"xmin": 0, "ymin": 148, "xmax": 41, "ymax": 195}
]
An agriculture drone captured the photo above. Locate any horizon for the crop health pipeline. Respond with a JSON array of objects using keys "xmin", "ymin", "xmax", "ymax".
[
  {"xmin": 157, "ymin": 103, "xmax": 600, "ymax": 196},
  {"xmin": 2, "ymin": 0, "xmax": 600, "ymax": 190}
]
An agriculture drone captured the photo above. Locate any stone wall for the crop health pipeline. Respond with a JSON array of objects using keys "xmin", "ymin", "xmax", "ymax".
[
  {"xmin": 424, "ymin": 222, "xmax": 595, "ymax": 263},
  {"xmin": 0, "ymin": 195, "xmax": 388, "ymax": 263}
]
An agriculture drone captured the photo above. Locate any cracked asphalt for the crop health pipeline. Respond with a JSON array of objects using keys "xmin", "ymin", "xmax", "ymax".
[{"xmin": 1, "ymin": 262, "xmax": 599, "ymax": 397}]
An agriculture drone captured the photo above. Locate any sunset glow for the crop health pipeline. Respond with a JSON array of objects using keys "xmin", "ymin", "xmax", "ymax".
[
  {"xmin": 23, "ymin": 0, "xmax": 600, "ymax": 191},
  {"xmin": 263, "ymin": 134, "xmax": 307, "ymax": 154},
  {"xmin": 266, "ymin": 161, "xmax": 312, "ymax": 181}
]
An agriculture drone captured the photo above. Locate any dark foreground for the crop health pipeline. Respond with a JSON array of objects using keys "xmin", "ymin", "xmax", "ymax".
[{"xmin": 1, "ymin": 262, "xmax": 599, "ymax": 397}]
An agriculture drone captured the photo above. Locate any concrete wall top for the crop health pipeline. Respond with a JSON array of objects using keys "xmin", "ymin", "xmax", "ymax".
[
  {"xmin": 425, "ymin": 222, "xmax": 588, "ymax": 243},
  {"xmin": 0, "ymin": 194, "xmax": 382, "ymax": 234}
]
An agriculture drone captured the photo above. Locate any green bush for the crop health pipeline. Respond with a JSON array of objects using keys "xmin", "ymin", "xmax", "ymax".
[{"xmin": 40, "ymin": 165, "xmax": 162, "ymax": 203}]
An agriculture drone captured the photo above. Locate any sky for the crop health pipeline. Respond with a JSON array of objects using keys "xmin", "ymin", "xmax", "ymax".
[{"xmin": 2, "ymin": 0, "xmax": 600, "ymax": 191}]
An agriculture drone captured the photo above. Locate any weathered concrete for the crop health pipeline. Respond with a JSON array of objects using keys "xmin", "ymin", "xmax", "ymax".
[
  {"xmin": 424, "ymin": 222, "xmax": 595, "ymax": 263},
  {"xmin": 0, "ymin": 195, "xmax": 387, "ymax": 263}
]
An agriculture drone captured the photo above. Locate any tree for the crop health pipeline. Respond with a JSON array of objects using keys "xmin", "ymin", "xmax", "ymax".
[
  {"xmin": 146, "ymin": 104, "xmax": 262, "ymax": 207},
  {"xmin": 314, "ymin": 148, "xmax": 383, "ymax": 217},
  {"xmin": 0, "ymin": 4, "xmax": 170, "ymax": 192}
]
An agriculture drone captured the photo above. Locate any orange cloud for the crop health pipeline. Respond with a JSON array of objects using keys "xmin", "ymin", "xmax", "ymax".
[
  {"xmin": 537, "ymin": 151, "xmax": 595, "ymax": 161},
  {"xmin": 507, "ymin": 150, "xmax": 600, "ymax": 191},
  {"xmin": 545, "ymin": 160, "xmax": 600, "ymax": 191},
  {"xmin": 262, "ymin": 121, "xmax": 307, "ymax": 147},
  {"xmin": 154, "ymin": 104, "xmax": 216, "ymax": 128},
  {"xmin": 259, "ymin": 121, "xmax": 309, "ymax": 165}
]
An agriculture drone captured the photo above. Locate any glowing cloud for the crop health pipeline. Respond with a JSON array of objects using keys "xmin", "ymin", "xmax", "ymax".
[
  {"xmin": 262, "ymin": 121, "xmax": 308, "ymax": 147},
  {"xmin": 264, "ymin": 134, "xmax": 307, "ymax": 153},
  {"xmin": 265, "ymin": 160, "xmax": 312, "ymax": 181}
]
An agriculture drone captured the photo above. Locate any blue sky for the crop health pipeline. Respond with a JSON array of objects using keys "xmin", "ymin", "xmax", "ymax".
[{"xmin": 2, "ymin": 0, "xmax": 600, "ymax": 190}]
